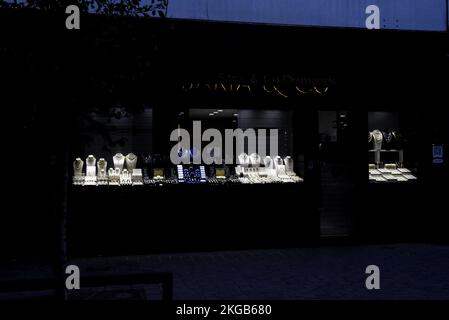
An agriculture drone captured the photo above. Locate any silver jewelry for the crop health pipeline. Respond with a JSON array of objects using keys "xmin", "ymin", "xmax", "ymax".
[
  {"xmin": 125, "ymin": 153, "xmax": 137, "ymax": 170},
  {"xmin": 86, "ymin": 155, "xmax": 96, "ymax": 167},
  {"xmin": 97, "ymin": 158, "xmax": 107, "ymax": 172},
  {"xmin": 263, "ymin": 156, "xmax": 273, "ymax": 169},
  {"xmin": 238, "ymin": 153, "xmax": 249, "ymax": 167},
  {"xmin": 273, "ymin": 156, "xmax": 283, "ymax": 168},
  {"xmin": 249, "ymin": 153, "xmax": 261, "ymax": 167},
  {"xmin": 372, "ymin": 130, "xmax": 383, "ymax": 150},
  {"xmin": 284, "ymin": 156, "xmax": 294, "ymax": 173},
  {"xmin": 73, "ymin": 158, "xmax": 84, "ymax": 176},
  {"xmin": 85, "ymin": 155, "xmax": 97, "ymax": 178},
  {"xmin": 113, "ymin": 153, "xmax": 125, "ymax": 172}
]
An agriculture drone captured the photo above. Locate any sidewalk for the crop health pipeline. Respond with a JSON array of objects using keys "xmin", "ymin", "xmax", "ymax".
[{"xmin": 1, "ymin": 243, "xmax": 449, "ymax": 299}]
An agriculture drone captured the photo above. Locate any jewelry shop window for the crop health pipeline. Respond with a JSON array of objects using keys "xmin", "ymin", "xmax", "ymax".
[{"xmin": 368, "ymin": 111, "xmax": 418, "ymax": 183}]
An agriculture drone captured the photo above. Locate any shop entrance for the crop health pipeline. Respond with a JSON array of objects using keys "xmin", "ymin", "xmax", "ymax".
[{"xmin": 318, "ymin": 110, "xmax": 355, "ymax": 237}]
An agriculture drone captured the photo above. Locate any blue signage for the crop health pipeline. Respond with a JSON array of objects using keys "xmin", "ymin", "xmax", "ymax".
[
  {"xmin": 432, "ymin": 144, "xmax": 444, "ymax": 164},
  {"xmin": 161, "ymin": 0, "xmax": 447, "ymax": 32}
]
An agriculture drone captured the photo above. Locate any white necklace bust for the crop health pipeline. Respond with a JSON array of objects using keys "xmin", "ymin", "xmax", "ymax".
[
  {"xmin": 249, "ymin": 153, "xmax": 261, "ymax": 167},
  {"xmin": 113, "ymin": 153, "xmax": 125, "ymax": 172},
  {"xmin": 263, "ymin": 156, "xmax": 273, "ymax": 169},
  {"xmin": 85, "ymin": 155, "xmax": 97, "ymax": 177},
  {"xmin": 372, "ymin": 130, "xmax": 383, "ymax": 150},
  {"xmin": 97, "ymin": 158, "xmax": 107, "ymax": 172},
  {"xmin": 284, "ymin": 156, "xmax": 294, "ymax": 173},
  {"xmin": 238, "ymin": 153, "xmax": 249, "ymax": 167},
  {"xmin": 126, "ymin": 153, "xmax": 137, "ymax": 170},
  {"xmin": 73, "ymin": 158, "xmax": 84, "ymax": 176},
  {"xmin": 86, "ymin": 155, "xmax": 96, "ymax": 167},
  {"xmin": 273, "ymin": 156, "xmax": 283, "ymax": 168}
]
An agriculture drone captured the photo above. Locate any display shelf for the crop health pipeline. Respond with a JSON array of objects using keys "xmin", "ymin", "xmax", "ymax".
[{"xmin": 368, "ymin": 149, "xmax": 404, "ymax": 164}]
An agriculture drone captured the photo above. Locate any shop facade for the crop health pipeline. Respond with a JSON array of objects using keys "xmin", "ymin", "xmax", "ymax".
[{"xmin": 0, "ymin": 7, "xmax": 448, "ymax": 260}]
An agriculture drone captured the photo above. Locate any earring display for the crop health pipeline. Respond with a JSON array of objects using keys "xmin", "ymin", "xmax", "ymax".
[
  {"xmin": 235, "ymin": 153, "xmax": 303, "ymax": 184},
  {"xmin": 120, "ymin": 169, "xmax": 132, "ymax": 186},
  {"xmin": 109, "ymin": 168, "xmax": 120, "ymax": 186},
  {"xmin": 132, "ymin": 169, "xmax": 144, "ymax": 185}
]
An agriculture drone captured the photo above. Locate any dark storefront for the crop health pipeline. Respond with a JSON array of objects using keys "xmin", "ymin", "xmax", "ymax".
[{"xmin": 1, "ymin": 9, "xmax": 448, "ymax": 261}]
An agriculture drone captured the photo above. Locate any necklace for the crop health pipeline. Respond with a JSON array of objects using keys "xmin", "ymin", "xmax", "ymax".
[
  {"xmin": 249, "ymin": 153, "xmax": 261, "ymax": 167},
  {"xmin": 238, "ymin": 153, "xmax": 249, "ymax": 166},
  {"xmin": 86, "ymin": 155, "xmax": 96, "ymax": 166},
  {"xmin": 126, "ymin": 153, "xmax": 138, "ymax": 170},
  {"xmin": 372, "ymin": 130, "xmax": 383, "ymax": 150},
  {"xmin": 113, "ymin": 153, "xmax": 125, "ymax": 171},
  {"xmin": 74, "ymin": 158, "xmax": 83, "ymax": 169},
  {"xmin": 263, "ymin": 156, "xmax": 272, "ymax": 168},
  {"xmin": 98, "ymin": 158, "xmax": 107, "ymax": 170}
]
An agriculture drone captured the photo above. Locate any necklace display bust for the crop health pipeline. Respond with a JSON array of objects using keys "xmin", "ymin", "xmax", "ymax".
[
  {"xmin": 97, "ymin": 158, "xmax": 107, "ymax": 178},
  {"xmin": 249, "ymin": 153, "xmax": 261, "ymax": 167},
  {"xmin": 113, "ymin": 153, "xmax": 125, "ymax": 172},
  {"xmin": 126, "ymin": 153, "xmax": 138, "ymax": 170},
  {"xmin": 73, "ymin": 158, "xmax": 84, "ymax": 176},
  {"xmin": 372, "ymin": 130, "xmax": 383, "ymax": 150},
  {"xmin": 263, "ymin": 156, "xmax": 273, "ymax": 169},
  {"xmin": 382, "ymin": 130, "xmax": 398, "ymax": 150},
  {"xmin": 273, "ymin": 156, "xmax": 283, "ymax": 168},
  {"xmin": 238, "ymin": 153, "xmax": 249, "ymax": 167},
  {"xmin": 86, "ymin": 155, "xmax": 96, "ymax": 177},
  {"xmin": 86, "ymin": 155, "xmax": 96, "ymax": 167},
  {"xmin": 368, "ymin": 131, "xmax": 373, "ymax": 150},
  {"xmin": 284, "ymin": 156, "xmax": 294, "ymax": 173}
]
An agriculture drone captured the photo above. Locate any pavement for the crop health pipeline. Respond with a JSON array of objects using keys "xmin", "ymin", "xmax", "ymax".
[{"xmin": 1, "ymin": 243, "xmax": 449, "ymax": 300}]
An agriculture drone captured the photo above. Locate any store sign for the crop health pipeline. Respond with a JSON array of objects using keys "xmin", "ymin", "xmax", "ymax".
[
  {"xmin": 432, "ymin": 144, "xmax": 444, "ymax": 164},
  {"xmin": 181, "ymin": 74, "xmax": 336, "ymax": 98},
  {"xmin": 162, "ymin": 0, "xmax": 446, "ymax": 32}
]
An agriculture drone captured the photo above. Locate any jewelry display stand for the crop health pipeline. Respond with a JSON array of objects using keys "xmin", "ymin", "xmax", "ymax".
[
  {"xmin": 372, "ymin": 130, "xmax": 383, "ymax": 151},
  {"xmin": 73, "ymin": 158, "xmax": 85, "ymax": 186},
  {"xmin": 109, "ymin": 168, "xmax": 120, "ymax": 186},
  {"xmin": 113, "ymin": 153, "xmax": 125, "ymax": 172},
  {"xmin": 238, "ymin": 153, "xmax": 249, "ymax": 167},
  {"xmin": 263, "ymin": 156, "xmax": 274, "ymax": 169},
  {"xmin": 142, "ymin": 155, "xmax": 152, "ymax": 184},
  {"xmin": 72, "ymin": 151, "xmax": 304, "ymax": 186},
  {"xmin": 284, "ymin": 156, "xmax": 303, "ymax": 182},
  {"xmin": 132, "ymin": 169, "xmax": 144, "ymax": 185},
  {"xmin": 120, "ymin": 169, "xmax": 132, "ymax": 185},
  {"xmin": 249, "ymin": 153, "xmax": 261, "ymax": 167},
  {"xmin": 97, "ymin": 158, "xmax": 108, "ymax": 185},
  {"xmin": 368, "ymin": 130, "xmax": 416, "ymax": 183},
  {"xmin": 84, "ymin": 155, "xmax": 97, "ymax": 186},
  {"xmin": 126, "ymin": 153, "xmax": 137, "ymax": 171}
]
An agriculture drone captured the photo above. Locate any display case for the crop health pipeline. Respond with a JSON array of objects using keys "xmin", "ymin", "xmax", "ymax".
[
  {"xmin": 68, "ymin": 105, "xmax": 313, "ymax": 255},
  {"xmin": 71, "ymin": 108, "xmax": 304, "ymax": 187},
  {"xmin": 367, "ymin": 112, "xmax": 418, "ymax": 183}
]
